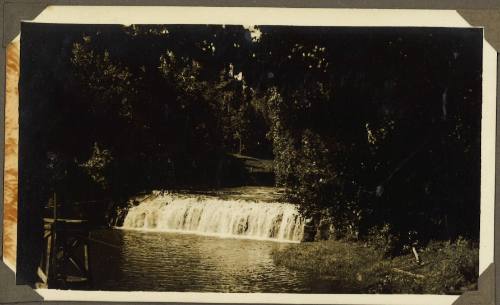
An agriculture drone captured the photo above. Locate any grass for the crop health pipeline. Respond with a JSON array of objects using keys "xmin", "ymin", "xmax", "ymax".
[{"xmin": 271, "ymin": 237, "xmax": 478, "ymax": 294}]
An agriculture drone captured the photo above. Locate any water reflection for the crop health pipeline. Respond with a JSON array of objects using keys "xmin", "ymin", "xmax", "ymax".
[{"xmin": 90, "ymin": 229, "xmax": 324, "ymax": 292}]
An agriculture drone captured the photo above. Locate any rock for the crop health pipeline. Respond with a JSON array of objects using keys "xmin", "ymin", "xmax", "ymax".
[
  {"xmin": 302, "ymin": 218, "xmax": 316, "ymax": 242},
  {"xmin": 356, "ymin": 272, "xmax": 363, "ymax": 282},
  {"xmin": 314, "ymin": 216, "xmax": 336, "ymax": 240}
]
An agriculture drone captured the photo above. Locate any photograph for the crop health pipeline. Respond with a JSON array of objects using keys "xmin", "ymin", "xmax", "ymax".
[{"xmin": 15, "ymin": 21, "xmax": 483, "ymax": 295}]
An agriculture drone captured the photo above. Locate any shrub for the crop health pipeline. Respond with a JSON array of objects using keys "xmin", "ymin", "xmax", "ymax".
[
  {"xmin": 366, "ymin": 223, "xmax": 399, "ymax": 256},
  {"xmin": 422, "ymin": 237, "xmax": 479, "ymax": 294}
]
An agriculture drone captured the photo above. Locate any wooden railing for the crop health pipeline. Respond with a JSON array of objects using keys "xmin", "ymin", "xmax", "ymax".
[{"xmin": 37, "ymin": 193, "xmax": 120, "ymax": 289}]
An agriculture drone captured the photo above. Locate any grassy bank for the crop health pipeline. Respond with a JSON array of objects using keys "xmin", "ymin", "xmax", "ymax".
[{"xmin": 271, "ymin": 238, "xmax": 478, "ymax": 294}]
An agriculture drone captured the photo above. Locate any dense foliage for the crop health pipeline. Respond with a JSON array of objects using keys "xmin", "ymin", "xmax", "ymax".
[
  {"xmin": 19, "ymin": 24, "xmax": 481, "ymax": 263},
  {"xmin": 254, "ymin": 28, "xmax": 482, "ymax": 251}
]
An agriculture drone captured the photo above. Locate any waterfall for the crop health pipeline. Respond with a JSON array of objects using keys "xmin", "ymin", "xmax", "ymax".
[{"xmin": 121, "ymin": 192, "xmax": 305, "ymax": 242}]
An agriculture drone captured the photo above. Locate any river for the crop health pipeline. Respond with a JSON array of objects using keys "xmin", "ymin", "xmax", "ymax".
[
  {"xmin": 87, "ymin": 187, "xmax": 334, "ymax": 292},
  {"xmin": 90, "ymin": 229, "xmax": 336, "ymax": 292}
]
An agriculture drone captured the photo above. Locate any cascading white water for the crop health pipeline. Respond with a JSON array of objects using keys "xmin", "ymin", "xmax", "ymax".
[{"xmin": 121, "ymin": 191, "xmax": 305, "ymax": 242}]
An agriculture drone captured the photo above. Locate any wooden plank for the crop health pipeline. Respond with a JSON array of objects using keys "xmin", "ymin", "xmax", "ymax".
[
  {"xmin": 68, "ymin": 256, "xmax": 83, "ymax": 274},
  {"xmin": 43, "ymin": 218, "xmax": 88, "ymax": 223},
  {"xmin": 49, "ymin": 230, "xmax": 57, "ymax": 286},
  {"xmin": 65, "ymin": 276, "xmax": 88, "ymax": 283},
  {"xmin": 83, "ymin": 244, "xmax": 89, "ymax": 273},
  {"xmin": 43, "ymin": 230, "xmax": 51, "ymax": 239},
  {"xmin": 392, "ymin": 267, "xmax": 425, "ymax": 279},
  {"xmin": 37, "ymin": 267, "xmax": 48, "ymax": 284},
  {"xmin": 44, "ymin": 233, "xmax": 52, "ymax": 282}
]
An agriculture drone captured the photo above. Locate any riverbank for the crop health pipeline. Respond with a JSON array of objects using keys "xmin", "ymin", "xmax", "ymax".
[{"xmin": 271, "ymin": 238, "xmax": 478, "ymax": 294}]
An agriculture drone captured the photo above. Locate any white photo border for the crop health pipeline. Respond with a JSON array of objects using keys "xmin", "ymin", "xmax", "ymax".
[{"xmin": 5, "ymin": 6, "xmax": 497, "ymax": 305}]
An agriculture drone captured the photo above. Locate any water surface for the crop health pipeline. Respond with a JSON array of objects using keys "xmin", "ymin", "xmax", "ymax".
[{"xmin": 90, "ymin": 229, "xmax": 333, "ymax": 292}]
